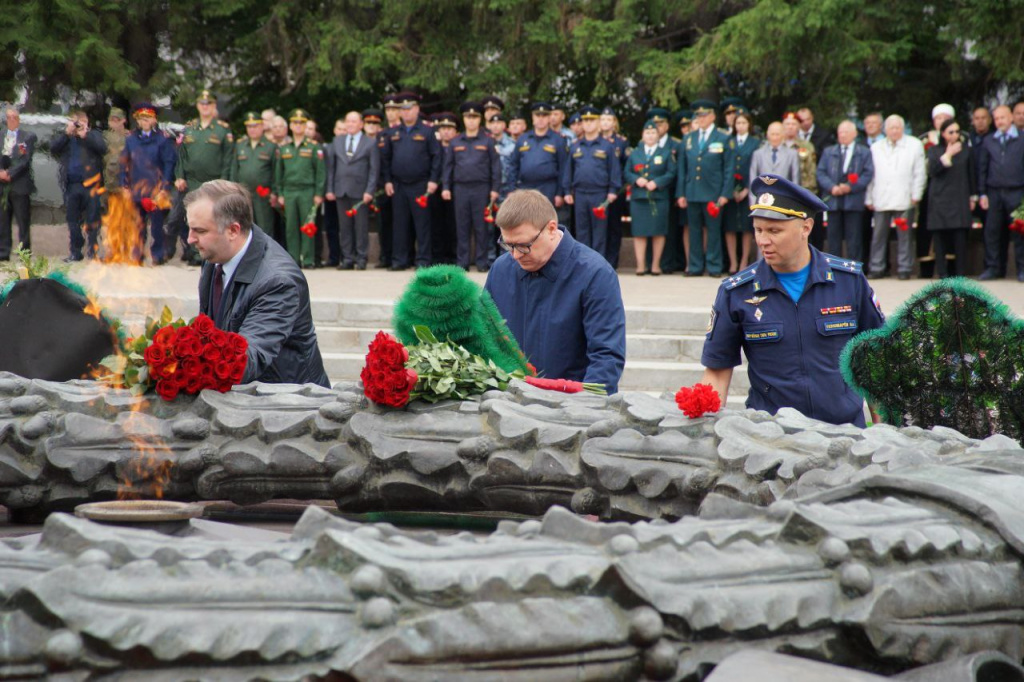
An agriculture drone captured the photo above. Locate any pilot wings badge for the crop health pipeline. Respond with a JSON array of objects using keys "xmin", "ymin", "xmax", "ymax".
[{"xmin": 744, "ymin": 295, "xmax": 768, "ymax": 306}]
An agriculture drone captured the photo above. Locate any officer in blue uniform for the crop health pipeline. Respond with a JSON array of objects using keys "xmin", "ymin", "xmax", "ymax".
[
  {"xmin": 381, "ymin": 91, "xmax": 442, "ymax": 270},
  {"xmin": 507, "ymin": 102, "xmax": 568, "ymax": 207},
  {"xmin": 443, "ymin": 101, "xmax": 501, "ymax": 271},
  {"xmin": 563, "ymin": 106, "xmax": 622, "ymax": 258},
  {"xmin": 677, "ymin": 99, "xmax": 735, "ymax": 276},
  {"xmin": 485, "ymin": 189, "xmax": 626, "ymax": 393},
  {"xmin": 701, "ymin": 174, "xmax": 886, "ymax": 427}
]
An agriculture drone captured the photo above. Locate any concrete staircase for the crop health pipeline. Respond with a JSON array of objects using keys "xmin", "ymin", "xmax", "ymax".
[{"xmin": 102, "ymin": 295, "xmax": 748, "ymax": 397}]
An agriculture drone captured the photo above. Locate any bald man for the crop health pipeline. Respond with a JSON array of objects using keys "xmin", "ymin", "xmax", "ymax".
[{"xmin": 815, "ymin": 121, "xmax": 875, "ymax": 262}]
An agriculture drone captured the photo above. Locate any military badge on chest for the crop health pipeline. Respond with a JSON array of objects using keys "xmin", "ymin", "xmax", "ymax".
[{"xmin": 745, "ymin": 295, "xmax": 767, "ymax": 322}]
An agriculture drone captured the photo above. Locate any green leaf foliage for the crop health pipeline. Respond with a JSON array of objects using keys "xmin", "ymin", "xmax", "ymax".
[
  {"xmin": 405, "ymin": 331, "xmax": 517, "ymax": 403},
  {"xmin": 840, "ymin": 278, "xmax": 1024, "ymax": 442}
]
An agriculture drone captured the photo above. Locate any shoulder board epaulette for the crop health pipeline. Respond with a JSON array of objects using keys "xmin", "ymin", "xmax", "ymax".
[
  {"xmin": 717, "ymin": 127, "xmax": 729, "ymax": 135},
  {"xmin": 724, "ymin": 266, "xmax": 758, "ymax": 290},
  {"xmin": 218, "ymin": 120, "xmax": 231, "ymax": 128},
  {"xmin": 823, "ymin": 255, "xmax": 863, "ymax": 273},
  {"xmin": 186, "ymin": 119, "xmax": 198, "ymax": 128}
]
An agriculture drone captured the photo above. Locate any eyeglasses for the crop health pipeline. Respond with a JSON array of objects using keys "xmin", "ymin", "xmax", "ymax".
[
  {"xmin": 946, "ymin": 128, "xmax": 961, "ymax": 135},
  {"xmin": 497, "ymin": 226, "xmax": 546, "ymax": 255}
]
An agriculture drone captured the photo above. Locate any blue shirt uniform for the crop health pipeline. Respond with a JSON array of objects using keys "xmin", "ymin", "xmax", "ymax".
[
  {"xmin": 381, "ymin": 119, "xmax": 442, "ymax": 185},
  {"xmin": 701, "ymin": 247, "xmax": 885, "ymax": 426},
  {"xmin": 484, "ymin": 228, "xmax": 626, "ymax": 393},
  {"xmin": 564, "ymin": 135, "xmax": 623, "ymax": 194},
  {"xmin": 442, "ymin": 133, "xmax": 501, "ymax": 192},
  {"xmin": 493, "ymin": 133, "xmax": 517, "ymax": 198},
  {"xmin": 508, "ymin": 129, "xmax": 569, "ymax": 201}
]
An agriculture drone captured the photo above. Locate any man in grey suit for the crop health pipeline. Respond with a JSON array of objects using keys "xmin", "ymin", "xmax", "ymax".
[
  {"xmin": 747, "ymin": 121, "xmax": 800, "ymax": 204},
  {"xmin": 325, "ymin": 111, "xmax": 379, "ymax": 270},
  {"xmin": 186, "ymin": 180, "xmax": 329, "ymax": 387},
  {"xmin": 0, "ymin": 107, "xmax": 38, "ymax": 259}
]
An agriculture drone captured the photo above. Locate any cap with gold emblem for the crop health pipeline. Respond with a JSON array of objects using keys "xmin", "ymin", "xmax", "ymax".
[
  {"xmin": 579, "ymin": 105, "xmax": 600, "ymax": 121},
  {"xmin": 243, "ymin": 111, "xmax": 262, "ymax": 125},
  {"xmin": 133, "ymin": 102, "xmax": 157, "ymax": 119},
  {"xmin": 431, "ymin": 112, "xmax": 458, "ymax": 128},
  {"xmin": 362, "ymin": 108, "xmax": 383, "ymax": 124},
  {"xmin": 691, "ymin": 99, "xmax": 717, "ymax": 116},
  {"xmin": 289, "ymin": 108, "xmax": 311, "ymax": 123},
  {"xmin": 481, "ymin": 96, "xmax": 505, "ymax": 113},
  {"xmin": 396, "ymin": 91, "xmax": 421, "ymax": 109},
  {"xmin": 749, "ymin": 174, "xmax": 829, "ymax": 220},
  {"xmin": 459, "ymin": 101, "xmax": 483, "ymax": 117},
  {"xmin": 197, "ymin": 89, "xmax": 217, "ymax": 104},
  {"xmin": 108, "ymin": 107, "xmax": 126, "ymax": 120}
]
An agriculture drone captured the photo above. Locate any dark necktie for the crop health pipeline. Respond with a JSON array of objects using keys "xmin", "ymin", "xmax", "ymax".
[
  {"xmin": 772, "ymin": 147, "xmax": 778, "ymax": 164},
  {"xmin": 212, "ymin": 264, "xmax": 224, "ymax": 318},
  {"xmin": 347, "ymin": 135, "xmax": 354, "ymax": 156}
]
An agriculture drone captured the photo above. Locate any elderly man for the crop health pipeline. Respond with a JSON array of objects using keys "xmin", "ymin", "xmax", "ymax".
[
  {"xmin": 326, "ymin": 110, "xmax": 379, "ymax": 270},
  {"xmin": 186, "ymin": 180, "xmax": 329, "ymax": 387},
  {"xmin": 749, "ymin": 122, "xmax": 799, "ymax": 187},
  {"xmin": 865, "ymin": 114, "xmax": 926, "ymax": 279},
  {"xmin": 816, "ymin": 120, "xmax": 875, "ymax": 262},
  {"xmin": 0, "ymin": 107, "xmax": 38, "ymax": 259},
  {"xmin": 862, "ymin": 112, "xmax": 885, "ymax": 147},
  {"xmin": 701, "ymin": 174, "xmax": 885, "ymax": 427},
  {"xmin": 484, "ymin": 189, "xmax": 625, "ymax": 393},
  {"xmin": 977, "ymin": 105, "xmax": 1024, "ymax": 281}
]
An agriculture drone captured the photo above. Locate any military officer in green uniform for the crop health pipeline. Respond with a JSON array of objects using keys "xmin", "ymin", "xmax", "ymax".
[
  {"xmin": 676, "ymin": 99, "xmax": 735, "ymax": 276},
  {"xmin": 228, "ymin": 111, "xmax": 276, "ymax": 235},
  {"xmin": 273, "ymin": 108, "xmax": 326, "ymax": 267},
  {"xmin": 171, "ymin": 89, "xmax": 233, "ymax": 263},
  {"xmin": 102, "ymin": 107, "xmax": 129, "ymax": 190}
]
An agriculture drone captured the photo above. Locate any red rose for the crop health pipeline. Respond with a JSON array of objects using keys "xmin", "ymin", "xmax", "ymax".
[
  {"xmin": 214, "ymin": 360, "xmax": 233, "ymax": 380},
  {"xmin": 192, "ymin": 314, "xmax": 216, "ymax": 339},
  {"xmin": 141, "ymin": 197, "xmax": 156, "ymax": 213},
  {"xmin": 847, "ymin": 172, "xmax": 859, "ymax": 184},
  {"xmin": 415, "ymin": 194, "xmax": 429, "ymax": 208},
  {"xmin": 144, "ymin": 344, "xmax": 166, "ymax": 366},
  {"xmin": 229, "ymin": 358, "xmax": 247, "ymax": 382},
  {"xmin": 185, "ymin": 374, "xmax": 204, "ymax": 394},
  {"xmin": 228, "ymin": 333, "xmax": 248, "ymax": 356},
  {"xmin": 203, "ymin": 344, "xmax": 221, "ymax": 362},
  {"xmin": 633, "ymin": 163, "xmax": 644, "ymax": 172},
  {"xmin": 173, "ymin": 329, "xmax": 199, "ymax": 358},
  {"xmin": 181, "ymin": 357, "xmax": 202, "ymax": 380},
  {"xmin": 1011, "ymin": 219, "xmax": 1024, "ymax": 234},
  {"xmin": 345, "ymin": 208, "xmax": 356, "ymax": 217},
  {"xmin": 592, "ymin": 206, "xmax": 607, "ymax": 219},
  {"xmin": 155, "ymin": 379, "xmax": 179, "ymax": 401},
  {"xmin": 153, "ymin": 326, "xmax": 176, "ymax": 348},
  {"xmin": 256, "ymin": 185, "xmax": 271, "ymax": 198},
  {"xmin": 706, "ymin": 201, "xmax": 720, "ymax": 218},
  {"xmin": 674, "ymin": 383, "xmax": 722, "ymax": 419},
  {"xmin": 734, "ymin": 173, "xmax": 743, "ymax": 181},
  {"xmin": 300, "ymin": 222, "xmax": 317, "ymax": 237}
]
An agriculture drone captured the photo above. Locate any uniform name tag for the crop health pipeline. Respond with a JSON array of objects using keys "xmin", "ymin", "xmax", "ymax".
[
  {"xmin": 412, "ymin": 134, "xmax": 425, "ymax": 141},
  {"xmin": 542, "ymin": 144, "xmax": 557, "ymax": 153},
  {"xmin": 454, "ymin": 146, "xmax": 466, "ymax": 152},
  {"xmin": 816, "ymin": 317, "xmax": 858, "ymax": 335},
  {"xmin": 594, "ymin": 150, "xmax": 607, "ymax": 159},
  {"xmin": 745, "ymin": 328, "xmax": 781, "ymax": 342},
  {"xmin": 474, "ymin": 145, "xmax": 488, "ymax": 151},
  {"xmin": 281, "ymin": 153, "xmax": 293, "ymax": 159}
]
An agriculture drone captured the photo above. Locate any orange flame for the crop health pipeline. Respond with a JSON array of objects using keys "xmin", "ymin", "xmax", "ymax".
[
  {"xmin": 102, "ymin": 189, "xmax": 145, "ymax": 265},
  {"xmin": 117, "ymin": 398, "xmax": 174, "ymax": 501},
  {"xmin": 83, "ymin": 294, "xmax": 103, "ymax": 320}
]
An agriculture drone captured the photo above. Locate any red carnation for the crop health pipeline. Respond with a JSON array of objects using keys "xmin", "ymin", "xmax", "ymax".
[
  {"xmin": 633, "ymin": 163, "xmax": 645, "ymax": 172},
  {"xmin": 592, "ymin": 205, "xmax": 607, "ymax": 219},
  {"xmin": 847, "ymin": 172, "xmax": 859, "ymax": 184},
  {"xmin": 141, "ymin": 197, "xmax": 156, "ymax": 213},
  {"xmin": 345, "ymin": 208, "xmax": 356, "ymax": 217},
  {"xmin": 733, "ymin": 173, "xmax": 743, "ymax": 181},
  {"xmin": 415, "ymin": 194, "xmax": 429, "ymax": 208},
  {"xmin": 675, "ymin": 383, "xmax": 722, "ymax": 419},
  {"xmin": 300, "ymin": 222, "xmax": 317, "ymax": 238},
  {"xmin": 706, "ymin": 201, "xmax": 720, "ymax": 218},
  {"xmin": 256, "ymin": 185, "xmax": 271, "ymax": 198},
  {"xmin": 893, "ymin": 217, "xmax": 909, "ymax": 231},
  {"xmin": 1011, "ymin": 219, "xmax": 1024, "ymax": 234}
]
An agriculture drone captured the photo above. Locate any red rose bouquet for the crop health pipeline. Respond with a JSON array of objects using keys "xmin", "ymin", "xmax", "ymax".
[
  {"xmin": 675, "ymin": 383, "xmax": 722, "ymax": 418},
  {"xmin": 361, "ymin": 331, "xmax": 418, "ymax": 407},
  {"xmin": 99, "ymin": 307, "xmax": 248, "ymax": 400}
]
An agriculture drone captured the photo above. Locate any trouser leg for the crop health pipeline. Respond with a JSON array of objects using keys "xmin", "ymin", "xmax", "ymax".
[
  {"xmin": 66, "ymin": 184, "xmax": 86, "ymax": 258},
  {"xmin": 896, "ymin": 208, "xmax": 915, "ymax": 275},
  {"xmin": 870, "ymin": 211, "xmax": 892, "ymax": 275},
  {"xmin": 10, "ymin": 193, "xmax": 30, "ymax": 252},
  {"xmin": 337, "ymin": 198, "xmax": 356, "ymax": 265},
  {"xmin": 686, "ymin": 204, "xmax": 706, "ymax": 273}
]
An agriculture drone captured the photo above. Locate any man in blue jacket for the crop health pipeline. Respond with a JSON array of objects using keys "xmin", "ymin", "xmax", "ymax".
[
  {"xmin": 51, "ymin": 110, "xmax": 107, "ymax": 261},
  {"xmin": 120, "ymin": 103, "xmax": 177, "ymax": 264},
  {"xmin": 816, "ymin": 120, "xmax": 875, "ymax": 262},
  {"xmin": 485, "ymin": 189, "xmax": 626, "ymax": 393}
]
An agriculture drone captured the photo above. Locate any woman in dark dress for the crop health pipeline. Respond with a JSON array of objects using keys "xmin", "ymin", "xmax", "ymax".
[
  {"xmin": 625, "ymin": 121, "xmax": 677, "ymax": 275},
  {"xmin": 926, "ymin": 118, "xmax": 976, "ymax": 278},
  {"xmin": 723, "ymin": 111, "xmax": 759, "ymax": 273}
]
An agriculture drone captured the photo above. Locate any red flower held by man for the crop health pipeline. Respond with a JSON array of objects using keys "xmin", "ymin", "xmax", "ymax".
[
  {"xmin": 633, "ymin": 163, "xmax": 645, "ymax": 173},
  {"xmin": 300, "ymin": 222, "xmax": 317, "ymax": 238},
  {"xmin": 706, "ymin": 201, "xmax": 720, "ymax": 218},
  {"xmin": 675, "ymin": 383, "xmax": 722, "ymax": 419},
  {"xmin": 415, "ymin": 194, "xmax": 429, "ymax": 209},
  {"xmin": 525, "ymin": 376, "xmax": 584, "ymax": 393},
  {"xmin": 255, "ymin": 185, "xmax": 271, "ymax": 198},
  {"xmin": 1011, "ymin": 219, "xmax": 1024, "ymax": 234},
  {"xmin": 145, "ymin": 314, "xmax": 248, "ymax": 401},
  {"xmin": 140, "ymin": 197, "xmax": 156, "ymax": 213},
  {"xmin": 592, "ymin": 205, "xmax": 607, "ymax": 219},
  {"xmin": 847, "ymin": 173, "xmax": 859, "ymax": 184},
  {"xmin": 893, "ymin": 217, "xmax": 909, "ymax": 231}
]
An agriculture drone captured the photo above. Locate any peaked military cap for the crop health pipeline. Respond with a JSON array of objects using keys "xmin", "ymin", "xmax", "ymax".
[
  {"xmin": 133, "ymin": 102, "xmax": 157, "ymax": 119},
  {"xmin": 568, "ymin": 112, "xmax": 582, "ymax": 125},
  {"xmin": 196, "ymin": 89, "xmax": 217, "ymax": 104},
  {"xmin": 691, "ymin": 99, "xmax": 717, "ymax": 115},
  {"xmin": 383, "ymin": 93, "xmax": 400, "ymax": 108},
  {"xmin": 530, "ymin": 101, "xmax": 553, "ymax": 114},
  {"xmin": 487, "ymin": 113, "xmax": 507, "ymax": 124},
  {"xmin": 243, "ymin": 111, "xmax": 262, "ymax": 125},
  {"xmin": 578, "ymin": 105, "xmax": 600, "ymax": 120},
  {"xmin": 749, "ymin": 174, "xmax": 829, "ymax": 220},
  {"xmin": 645, "ymin": 107, "xmax": 671, "ymax": 123},
  {"xmin": 672, "ymin": 109, "xmax": 691, "ymax": 126},
  {"xmin": 108, "ymin": 107, "xmax": 126, "ymax": 120},
  {"xmin": 481, "ymin": 96, "xmax": 505, "ymax": 112},
  {"xmin": 643, "ymin": 119, "xmax": 659, "ymax": 131},
  {"xmin": 722, "ymin": 96, "xmax": 745, "ymax": 114},
  {"xmin": 550, "ymin": 102, "xmax": 566, "ymax": 113},
  {"xmin": 396, "ymin": 91, "xmax": 421, "ymax": 109},
  {"xmin": 289, "ymin": 108, "xmax": 311, "ymax": 123},
  {"xmin": 460, "ymin": 101, "xmax": 483, "ymax": 117},
  {"xmin": 362, "ymin": 108, "xmax": 383, "ymax": 123},
  {"xmin": 431, "ymin": 112, "xmax": 458, "ymax": 128},
  {"xmin": 600, "ymin": 106, "xmax": 617, "ymax": 117}
]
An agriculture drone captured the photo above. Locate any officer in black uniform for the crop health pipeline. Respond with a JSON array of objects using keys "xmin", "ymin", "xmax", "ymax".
[
  {"xmin": 443, "ymin": 101, "xmax": 501, "ymax": 271},
  {"xmin": 701, "ymin": 174, "xmax": 886, "ymax": 427},
  {"xmin": 507, "ymin": 102, "xmax": 568, "ymax": 207},
  {"xmin": 380, "ymin": 92, "xmax": 442, "ymax": 270}
]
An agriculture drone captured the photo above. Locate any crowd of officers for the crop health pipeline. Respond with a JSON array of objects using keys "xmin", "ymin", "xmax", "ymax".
[{"xmin": 30, "ymin": 90, "xmax": 1024, "ymax": 280}]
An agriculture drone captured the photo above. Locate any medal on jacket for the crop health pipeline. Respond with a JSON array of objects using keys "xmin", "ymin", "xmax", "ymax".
[
  {"xmin": 754, "ymin": 308, "xmax": 763, "ymax": 321},
  {"xmin": 744, "ymin": 295, "xmax": 767, "ymax": 306}
]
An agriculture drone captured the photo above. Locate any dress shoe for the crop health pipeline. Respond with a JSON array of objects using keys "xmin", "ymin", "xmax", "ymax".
[
  {"xmin": 635, "ymin": 270, "xmax": 646, "ymax": 276},
  {"xmin": 477, "ymin": 265, "xmax": 490, "ymax": 273},
  {"xmin": 388, "ymin": 265, "xmax": 408, "ymax": 272},
  {"xmin": 650, "ymin": 270, "xmax": 662, "ymax": 276},
  {"xmin": 683, "ymin": 270, "xmax": 701, "ymax": 277},
  {"xmin": 337, "ymin": 263, "xmax": 354, "ymax": 271},
  {"xmin": 1017, "ymin": 271, "xmax": 1024, "ymax": 282},
  {"xmin": 897, "ymin": 272, "xmax": 910, "ymax": 280},
  {"xmin": 707, "ymin": 271, "xmax": 723, "ymax": 277},
  {"xmin": 62, "ymin": 254, "xmax": 84, "ymax": 264},
  {"xmin": 375, "ymin": 261, "xmax": 391, "ymax": 269},
  {"xmin": 978, "ymin": 269, "xmax": 999, "ymax": 281},
  {"xmin": 355, "ymin": 263, "xmax": 367, "ymax": 271},
  {"xmin": 866, "ymin": 272, "xmax": 887, "ymax": 280}
]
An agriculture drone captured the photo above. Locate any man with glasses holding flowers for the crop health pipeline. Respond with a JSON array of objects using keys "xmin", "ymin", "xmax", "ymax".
[{"xmin": 484, "ymin": 189, "xmax": 626, "ymax": 393}]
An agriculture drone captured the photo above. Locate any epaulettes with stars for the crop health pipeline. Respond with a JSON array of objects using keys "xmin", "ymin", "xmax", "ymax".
[
  {"xmin": 823, "ymin": 256, "xmax": 863, "ymax": 273},
  {"xmin": 724, "ymin": 266, "xmax": 758, "ymax": 290}
]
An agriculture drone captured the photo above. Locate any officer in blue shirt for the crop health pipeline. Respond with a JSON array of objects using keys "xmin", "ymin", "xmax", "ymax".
[
  {"xmin": 485, "ymin": 189, "xmax": 626, "ymax": 393},
  {"xmin": 564, "ymin": 105, "xmax": 622, "ymax": 259},
  {"xmin": 507, "ymin": 102, "xmax": 569, "ymax": 207},
  {"xmin": 380, "ymin": 91, "xmax": 442, "ymax": 270},
  {"xmin": 443, "ymin": 101, "xmax": 501, "ymax": 271},
  {"xmin": 701, "ymin": 174, "xmax": 885, "ymax": 427}
]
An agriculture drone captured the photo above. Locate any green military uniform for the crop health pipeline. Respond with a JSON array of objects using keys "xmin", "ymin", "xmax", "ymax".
[
  {"xmin": 787, "ymin": 138, "xmax": 818, "ymax": 193},
  {"xmin": 273, "ymin": 109, "xmax": 325, "ymax": 266},
  {"xmin": 229, "ymin": 112, "xmax": 276, "ymax": 235},
  {"xmin": 175, "ymin": 118, "xmax": 233, "ymax": 186},
  {"xmin": 102, "ymin": 110, "xmax": 128, "ymax": 189}
]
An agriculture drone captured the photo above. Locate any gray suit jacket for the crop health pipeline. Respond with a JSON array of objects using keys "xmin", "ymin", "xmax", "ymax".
[
  {"xmin": 747, "ymin": 144, "xmax": 800, "ymax": 204},
  {"xmin": 326, "ymin": 133, "xmax": 379, "ymax": 199},
  {"xmin": 0, "ymin": 127, "xmax": 38, "ymax": 196},
  {"xmin": 198, "ymin": 228, "xmax": 329, "ymax": 387}
]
